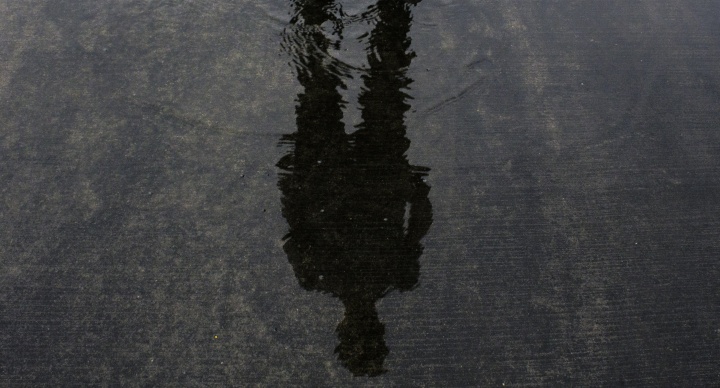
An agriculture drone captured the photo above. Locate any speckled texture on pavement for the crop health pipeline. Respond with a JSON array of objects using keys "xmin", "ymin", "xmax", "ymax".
[{"xmin": 1, "ymin": 0, "xmax": 719, "ymax": 385}]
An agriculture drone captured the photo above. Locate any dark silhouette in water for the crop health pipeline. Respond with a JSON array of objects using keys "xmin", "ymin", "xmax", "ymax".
[{"xmin": 278, "ymin": 0, "xmax": 431, "ymax": 376}]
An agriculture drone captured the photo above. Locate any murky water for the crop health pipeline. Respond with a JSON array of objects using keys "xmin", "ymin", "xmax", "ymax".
[{"xmin": 2, "ymin": 0, "xmax": 719, "ymax": 385}]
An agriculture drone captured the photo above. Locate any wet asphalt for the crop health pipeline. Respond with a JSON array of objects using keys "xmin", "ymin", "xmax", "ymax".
[{"xmin": 1, "ymin": 0, "xmax": 719, "ymax": 385}]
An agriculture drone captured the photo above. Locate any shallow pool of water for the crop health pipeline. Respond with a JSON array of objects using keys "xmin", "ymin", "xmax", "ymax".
[{"xmin": 2, "ymin": 0, "xmax": 719, "ymax": 385}]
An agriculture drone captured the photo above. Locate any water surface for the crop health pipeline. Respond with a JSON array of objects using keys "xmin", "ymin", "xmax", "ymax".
[{"xmin": 1, "ymin": 0, "xmax": 719, "ymax": 385}]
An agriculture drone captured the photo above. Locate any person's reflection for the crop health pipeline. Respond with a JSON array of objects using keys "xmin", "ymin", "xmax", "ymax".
[{"xmin": 278, "ymin": 0, "xmax": 431, "ymax": 376}]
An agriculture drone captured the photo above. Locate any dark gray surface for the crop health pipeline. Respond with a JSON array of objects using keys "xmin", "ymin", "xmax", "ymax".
[{"xmin": 2, "ymin": 0, "xmax": 719, "ymax": 385}]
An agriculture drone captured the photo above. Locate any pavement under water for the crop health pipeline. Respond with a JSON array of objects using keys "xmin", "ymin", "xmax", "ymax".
[{"xmin": 1, "ymin": 0, "xmax": 719, "ymax": 385}]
